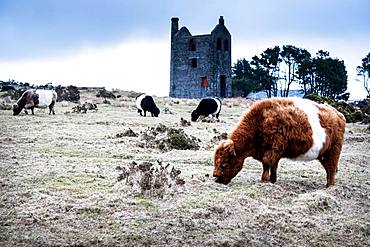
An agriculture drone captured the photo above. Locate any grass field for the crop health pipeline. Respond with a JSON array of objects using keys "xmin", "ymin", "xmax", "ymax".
[{"xmin": 0, "ymin": 94, "xmax": 369, "ymax": 246}]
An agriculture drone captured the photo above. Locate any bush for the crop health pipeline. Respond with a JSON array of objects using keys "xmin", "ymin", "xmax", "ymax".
[
  {"xmin": 96, "ymin": 90, "xmax": 116, "ymax": 99},
  {"xmin": 305, "ymin": 94, "xmax": 369, "ymax": 123},
  {"xmin": 55, "ymin": 85, "xmax": 80, "ymax": 103}
]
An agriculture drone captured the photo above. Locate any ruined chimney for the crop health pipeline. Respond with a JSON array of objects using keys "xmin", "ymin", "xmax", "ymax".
[
  {"xmin": 219, "ymin": 16, "xmax": 224, "ymax": 25},
  {"xmin": 171, "ymin": 17, "xmax": 179, "ymax": 39}
]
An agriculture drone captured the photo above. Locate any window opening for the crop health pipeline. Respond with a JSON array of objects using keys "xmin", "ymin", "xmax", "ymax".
[
  {"xmin": 220, "ymin": 75, "xmax": 226, "ymax": 97},
  {"xmin": 189, "ymin": 38, "xmax": 196, "ymax": 51},
  {"xmin": 224, "ymin": 39, "xmax": 229, "ymax": 51},
  {"xmin": 216, "ymin": 38, "xmax": 222, "ymax": 50},
  {"xmin": 191, "ymin": 58, "xmax": 197, "ymax": 68}
]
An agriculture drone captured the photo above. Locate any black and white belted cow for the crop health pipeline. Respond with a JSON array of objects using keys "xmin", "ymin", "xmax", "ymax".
[
  {"xmin": 135, "ymin": 94, "xmax": 160, "ymax": 117},
  {"xmin": 13, "ymin": 89, "xmax": 58, "ymax": 115},
  {"xmin": 191, "ymin": 97, "xmax": 222, "ymax": 121}
]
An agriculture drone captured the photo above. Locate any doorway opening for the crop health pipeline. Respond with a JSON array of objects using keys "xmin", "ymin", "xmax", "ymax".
[{"xmin": 220, "ymin": 75, "xmax": 226, "ymax": 98}]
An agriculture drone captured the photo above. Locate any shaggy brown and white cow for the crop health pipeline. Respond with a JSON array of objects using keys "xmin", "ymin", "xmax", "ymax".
[
  {"xmin": 213, "ymin": 97, "xmax": 346, "ymax": 187},
  {"xmin": 13, "ymin": 89, "xmax": 57, "ymax": 115}
]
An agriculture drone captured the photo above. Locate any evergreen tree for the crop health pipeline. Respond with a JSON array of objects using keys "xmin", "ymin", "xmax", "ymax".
[
  {"xmin": 233, "ymin": 46, "xmax": 348, "ymax": 100},
  {"xmin": 312, "ymin": 51, "xmax": 348, "ymax": 100},
  {"xmin": 232, "ymin": 58, "xmax": 263, "ymax": 97}
]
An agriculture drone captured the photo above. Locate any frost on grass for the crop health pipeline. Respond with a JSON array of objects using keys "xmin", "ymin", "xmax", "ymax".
[{"xmin": 116, "ymin": 161, "xmax": 185, "ymax": 198}]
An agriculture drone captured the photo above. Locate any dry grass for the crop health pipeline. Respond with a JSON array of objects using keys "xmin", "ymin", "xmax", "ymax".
[{"xmin": 0, "ymin": 93, "xmax": 369, "ymax": 246}]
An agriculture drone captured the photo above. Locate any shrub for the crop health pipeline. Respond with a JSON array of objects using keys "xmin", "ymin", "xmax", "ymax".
[{"xmin": 55, "ymin": 85, "xmax": 80, "ymax": 103}]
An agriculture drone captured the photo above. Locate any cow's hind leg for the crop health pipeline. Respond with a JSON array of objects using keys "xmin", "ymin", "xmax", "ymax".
[
  {"xmin": 31, "ymin": 107, "xmax": 35, "ymax": 115},
  {"xmin": 49, "ymin": 101, "xmax": 56, "ymax": 115},
  {"xmin": 320, "ymin": 143, "xmax": 343, "ymax": 187},
  {"xmin": 138, "ymin": 109, "xmax": 143, "ymax": 116}
]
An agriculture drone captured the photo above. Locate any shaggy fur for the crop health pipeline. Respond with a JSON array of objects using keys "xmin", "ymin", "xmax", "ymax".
[
  {"xmin": 13, "ymin": 89, "xmax": 57, "ymax": 115},
  {"xmin": 213, "ymin": 98, "xmax": 346, "ymax": 187}
]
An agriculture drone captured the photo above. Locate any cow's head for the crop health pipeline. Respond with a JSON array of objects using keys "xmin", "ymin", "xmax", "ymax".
[
  {"xmin": 191, "ymin": 110, "xmax": 199, "ymax": 122},
  {"xmin": 153, "ymin": 107, "xmax": 160, "ymax": 117},
  {"xmin": 213, "ymin": 139, "xmax": 244, "ymax": 185},
  {"xmin": 12, "ymin": 104, "xmax": 22, "ymax": 115}
]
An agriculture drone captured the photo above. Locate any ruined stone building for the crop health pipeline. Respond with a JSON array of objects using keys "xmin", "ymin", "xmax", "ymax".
[{"xmin": 169, "ymin": 16, "xmax": 232, "ymax": 98}]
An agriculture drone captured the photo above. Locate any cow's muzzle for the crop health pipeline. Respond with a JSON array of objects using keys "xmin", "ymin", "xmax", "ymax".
[{"xmin": 213, "ymin": 175, "xmax": 231, "ymax": 185}]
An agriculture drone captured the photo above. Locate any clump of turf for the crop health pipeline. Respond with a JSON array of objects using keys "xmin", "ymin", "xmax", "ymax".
[
  {"xmin": 71, "ymin": 102, "xmax": 98, "ymax": 113},
  {"xmin": 117, "ymin": 161, "xmax": 185, "ymax": 198},
  {"xmin": 115, "ymin": 128, "xmax": 138, "ymax": 138},
  {"xmin": 212, "ymin": 132, "xmax": 228, "ymax": 143},
  {"xmin": 0, "ymin": 102, "xmax": 12, "ymax": 110},
  {"xmin": 138, "ymin": 124, "xmax": 200, "ymax": 151},
  {"xmin": 157, "ymin": 128, "xmax": 199, "ymax": 151}
]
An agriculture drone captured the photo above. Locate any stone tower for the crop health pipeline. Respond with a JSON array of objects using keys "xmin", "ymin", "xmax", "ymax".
[{"xmin": 169, "ymin": 16, "xmax": 232, "ymax": 98}]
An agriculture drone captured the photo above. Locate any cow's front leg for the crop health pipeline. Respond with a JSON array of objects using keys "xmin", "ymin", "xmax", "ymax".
[
  {"xmin": 138, "ymin": 109, "xmax": 143, "ymax": 116},
  {"xmin": 24, "ymin": 109, "xmax": 28, "ymax": 114},
  {"xmin": 261, "ymin": 164, "xmax": 270, "ymax": 182},
  {"xmin": 143, "ymin": 110, "xmax": 147, "ymax": 117},
  {"xmin": 31, "ymin": 107, "xmax": 35, "ymax": 115},
  {"xmin": 261, "ymin": 149, "xmax": 282, "ymax": 184},
  {"xmin": 269, "ymin": 164, "xmax": 279, "ymax": 183}
]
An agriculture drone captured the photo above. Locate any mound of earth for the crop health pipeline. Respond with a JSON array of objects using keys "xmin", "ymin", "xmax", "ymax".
[
  {"xmin": 138, "ymin": 124, "xmax": 200, "ymax": 151},
  {"xmin": 201, "ymin": 116, "xmax": 220, "ymax": 123},
  {"xmin": 0, "ymin": 102, "xmax": 12, "ymax": 110},
  {"xmin": 116, "ymin": 161, "xmax": 185, "ymax": 198},
  {"xmin": 180, "ymin": 117, "xmax": 191, "ymax": 126},
  {"xmin": 115, "ymin": 128, "xmax": 138, "ymax": 138},
  {"xmin": 71, "ymin": 102, "xmax": 98, "ymax": 113}
]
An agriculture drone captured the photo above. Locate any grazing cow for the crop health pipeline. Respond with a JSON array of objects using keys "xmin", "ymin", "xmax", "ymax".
[
  {"xmin": 135, "ymin": 94, "xmax": 160, "ymax": 117},
  {"xmin": 13, "ymin": 89, "xmax": 57, "ymax": 115},
  {"xmin": 213, "ymin": 97, "xmax": 346, "ymax": 187},
  {"xmin": 191, "ymin": 97, "xmax": 222, "ymax": 122}
]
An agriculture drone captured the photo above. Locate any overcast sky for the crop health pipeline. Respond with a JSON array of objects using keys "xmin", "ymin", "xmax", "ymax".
[{"xmin": 0, "ymin": 0, "xmax": 369, "ymax": 99}]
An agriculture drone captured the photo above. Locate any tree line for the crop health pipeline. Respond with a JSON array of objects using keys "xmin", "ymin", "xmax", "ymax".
[
  {"xmin": 0, "ymin": 80, "xmax": 80, "ymax": 102},
  {"xmin": 232, "ymin": 45, "xmax": 369, "ymax": 100}
]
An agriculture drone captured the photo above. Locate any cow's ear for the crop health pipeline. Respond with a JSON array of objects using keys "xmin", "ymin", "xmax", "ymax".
[{"xmin": 221, "ymin": 139, "xmax": 236, "ymax": 156}]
